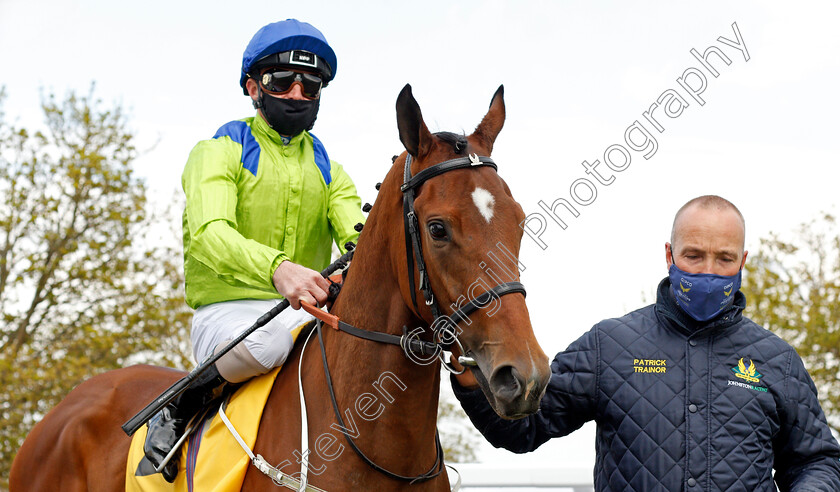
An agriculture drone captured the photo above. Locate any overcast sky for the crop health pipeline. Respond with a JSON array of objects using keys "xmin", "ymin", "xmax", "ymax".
[{"xmin": 3, "ymin": 0, "xmax": 839, "ymax": 473}]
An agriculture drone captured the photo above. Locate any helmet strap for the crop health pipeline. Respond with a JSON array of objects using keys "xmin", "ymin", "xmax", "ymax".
[{"xmin": 252, "ymin": 79, "xmax": 264, "ymax": 109}]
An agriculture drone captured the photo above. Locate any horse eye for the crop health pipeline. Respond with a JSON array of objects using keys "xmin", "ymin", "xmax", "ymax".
[{"xmin": 428, "ymin": 222, "xmax": 448, "ymax": 240}]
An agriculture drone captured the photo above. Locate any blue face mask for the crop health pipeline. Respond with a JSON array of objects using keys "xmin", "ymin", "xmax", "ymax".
[{"xmin": 668, "ymin": 264, "xmax": 742, "ymax": 322}]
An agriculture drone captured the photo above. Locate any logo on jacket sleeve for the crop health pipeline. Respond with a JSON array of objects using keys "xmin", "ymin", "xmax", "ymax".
[{"xmin": 731, "ymin": 357, "xmax": 762, "ymax": 383}]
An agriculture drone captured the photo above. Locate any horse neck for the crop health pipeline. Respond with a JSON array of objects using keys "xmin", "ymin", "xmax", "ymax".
[{"xmin": 325, "ymin": 165, "xmax": 442, "ymax": 438}]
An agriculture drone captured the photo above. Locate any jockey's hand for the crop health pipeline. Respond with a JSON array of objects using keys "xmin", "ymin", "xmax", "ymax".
[
  {"xmin": 450, "ymin": 355, "xmax": 480, "ymax": 389},
  {"xmin": 273, "ymin": 261, "xmax": 330, "ymax": 310}
]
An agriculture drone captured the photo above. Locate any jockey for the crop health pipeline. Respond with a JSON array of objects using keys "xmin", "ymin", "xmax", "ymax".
[{"xmin": 143, "ymin": 19, "xmax": 364, "ymax": 482}]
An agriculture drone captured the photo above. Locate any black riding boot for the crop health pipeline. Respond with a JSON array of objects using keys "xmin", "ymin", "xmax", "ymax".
[{"xmin": 143, "ymin": 364, "xmax": 226, "ymax": 482}]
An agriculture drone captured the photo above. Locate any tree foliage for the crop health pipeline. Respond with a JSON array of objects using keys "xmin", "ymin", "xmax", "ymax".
[
  {"xmin": 742, "ymin": 213, "xmax": 840, "ymax": 432},
  {"xmin": 0, "ymin": 86, "xmax": 192, "ymax": 485}
]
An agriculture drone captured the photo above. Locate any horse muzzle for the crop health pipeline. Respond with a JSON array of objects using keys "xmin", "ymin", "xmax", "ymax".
[{"xmin": 472, "ymin": 358, "xmax": 550, "ymax": 419}]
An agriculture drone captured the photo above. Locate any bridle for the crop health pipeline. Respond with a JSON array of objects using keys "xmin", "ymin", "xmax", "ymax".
[
  {"xmin": 309, "ymin": 151, "xmax": 527, "ymax": 484},
  {"xmin": 401, "ymin": 152, "xmax": 526, "ymax": 321}
]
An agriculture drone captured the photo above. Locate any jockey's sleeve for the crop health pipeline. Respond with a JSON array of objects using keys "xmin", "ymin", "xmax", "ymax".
[
  {"xmin": 182, "ymin": 138, "xmax": 287, "ymax": 295},
  {"xmin": 327, "ymin": 161, "xmax": 365, "ymax": 254}
]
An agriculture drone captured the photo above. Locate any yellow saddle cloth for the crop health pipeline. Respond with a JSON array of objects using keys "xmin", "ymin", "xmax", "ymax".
[{"xmin": 126, "ymin": 325, "xmax": 307, "ymax": 492}]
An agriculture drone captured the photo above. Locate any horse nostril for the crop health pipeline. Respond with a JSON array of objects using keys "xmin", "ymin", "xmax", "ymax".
[{"xmin": 489, "ymin": 365, "xmax": 524, "ymax": 404}]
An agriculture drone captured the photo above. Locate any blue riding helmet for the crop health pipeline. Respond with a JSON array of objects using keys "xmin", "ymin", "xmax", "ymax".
[{"xmin": 240, "ymin": 19, "xmax": 337, "ymax": 95}]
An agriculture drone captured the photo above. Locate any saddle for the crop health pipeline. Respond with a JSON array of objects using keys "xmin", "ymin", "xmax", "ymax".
[{"xmin": 125, "ymin": 305, "xmax": 327, "ymax": 492}]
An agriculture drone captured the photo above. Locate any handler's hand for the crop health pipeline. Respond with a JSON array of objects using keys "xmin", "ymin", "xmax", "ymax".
[
  {"xmin": 450, "ymin": 355, "xmax": 480, "ymax": 390},
  {"xmin": 273, "ymin": 261, "xmax": 330, "ymax": 309}
]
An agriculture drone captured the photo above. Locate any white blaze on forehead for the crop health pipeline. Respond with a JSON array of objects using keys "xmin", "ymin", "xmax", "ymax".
[{"xmin": 471, "ymin": 187, "xmax": 495, "ymax": 223}]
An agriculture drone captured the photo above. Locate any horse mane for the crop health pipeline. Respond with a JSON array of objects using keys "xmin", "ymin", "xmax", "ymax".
[{"xmin": 434, "ymin": 131, "xmax": 468, "ymax": 154}]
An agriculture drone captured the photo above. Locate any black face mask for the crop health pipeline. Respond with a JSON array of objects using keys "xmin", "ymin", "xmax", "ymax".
[{"xmin": 257, "ymin": 92, "xmax": 320, "ymax": 137}]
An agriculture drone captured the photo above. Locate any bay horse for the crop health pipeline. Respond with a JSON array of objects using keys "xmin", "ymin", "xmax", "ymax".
[{"xmin": 10, "ymin": 84, "xmax": 551, "ymax": 491}]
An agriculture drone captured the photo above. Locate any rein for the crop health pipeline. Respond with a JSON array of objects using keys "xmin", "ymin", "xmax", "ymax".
[
  {"xmin": 301, "ymin": 281, "xmax": 525, "ymax": 363},
  {"xmin": 315, "ymin": 319, "xmax": 446, "ymax": 483}
]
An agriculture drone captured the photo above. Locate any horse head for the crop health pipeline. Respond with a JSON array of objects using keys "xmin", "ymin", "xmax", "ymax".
[{"xmin": 393, "ymin": 84, "xmax": 551, "ymax": 419}]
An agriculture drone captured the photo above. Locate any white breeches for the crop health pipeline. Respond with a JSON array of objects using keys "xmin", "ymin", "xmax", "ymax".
[{"xmin": 191, "ymin": 299, "xmax": 314, "ymax": 382}]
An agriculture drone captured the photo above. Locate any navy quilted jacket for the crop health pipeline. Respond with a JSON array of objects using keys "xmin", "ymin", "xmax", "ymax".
[{"xmin": 454, "ymin": 278, "xmax": 840, "ymax": 491}]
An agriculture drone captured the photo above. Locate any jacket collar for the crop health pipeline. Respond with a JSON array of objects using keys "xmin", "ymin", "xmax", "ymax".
[{"xmin": 654, "ymin": 277, "xmax": 745, "ymax": 338}]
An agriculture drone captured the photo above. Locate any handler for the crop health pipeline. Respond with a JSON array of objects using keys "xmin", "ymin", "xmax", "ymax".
[
  {"xmin": 143, "ymin": 19, "xmax": 364, "ymax": 482},
  {"xmin": 453, "ymin": 195, "xmax": 840, "ymax": 491}
]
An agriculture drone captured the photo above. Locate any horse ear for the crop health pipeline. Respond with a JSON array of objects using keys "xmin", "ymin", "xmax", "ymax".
[
  {"xmin": 396, "ymin": 84, "xmax": 433, "ymax": 159},
  {"xmin": 472, "ymin": 85, "xmax": 506, "ymax": 154}
]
